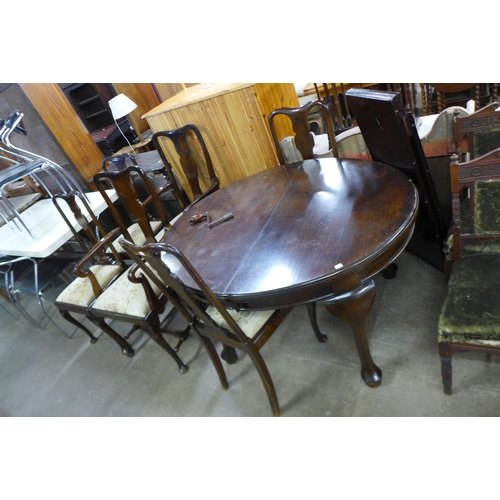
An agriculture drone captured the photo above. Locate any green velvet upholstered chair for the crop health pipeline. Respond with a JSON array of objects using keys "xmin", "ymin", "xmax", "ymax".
[{"xmin": 438, "ymin": 149, "xmax": 500, "ymax": 394}]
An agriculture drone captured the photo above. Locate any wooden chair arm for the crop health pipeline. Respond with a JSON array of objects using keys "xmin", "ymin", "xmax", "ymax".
[
  {"xmin": 73, "ymin": 227, "xmax": 126, "ymax": 296},
  {"xmin": 127, "ymin": 263, "xmax": 164, "ymax": 314}
]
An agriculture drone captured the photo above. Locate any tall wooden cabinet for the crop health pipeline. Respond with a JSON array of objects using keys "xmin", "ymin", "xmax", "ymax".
[{"xmin": 142, "ymin": 83, "xmax": 300, "ymax": 195}]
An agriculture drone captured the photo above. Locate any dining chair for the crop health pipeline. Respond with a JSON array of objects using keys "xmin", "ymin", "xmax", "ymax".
[
  {"xmin": 51, "ymin": 191, "xmax": 131, "ymax": 340},
  {"xmin": 268, "ymin": 99, "xmax": 339, "ymax": 165},
  {"xmin": 438, "ymin": 149, "xmax": 500, "ymax": 394},
  {"xmin": 88, "ymin": 257, "xmax": 190, "ymax": 372},
  {"xmin": 101, "ymin": 152, "xmax": 137, "ymax": 171},
  {"xmin": 119, "ymin": 238, "xmax": 293, "ymax": 416},
  {"xmin": 101, "ymin": 151, "xmax": 181, "ymax": 222},
  {"xmin": 151, "ymin": 124, "xmax": 219, "ymax": 210},
  {"xmin": 93, "ymin": 165, "xmax": 174, "ymax": 254}
]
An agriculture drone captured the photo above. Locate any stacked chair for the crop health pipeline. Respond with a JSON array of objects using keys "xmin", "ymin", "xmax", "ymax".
[
  {"xmin": 0, "ymin": 109, "xmax": 91, "ymax": 334},
  {"xmin": 51, "ymin": 186, "xmax": 190, "ymax": 372},
  {"xmin": 0, "ymin": 109, "xmax": 85, "ymax": 238}
]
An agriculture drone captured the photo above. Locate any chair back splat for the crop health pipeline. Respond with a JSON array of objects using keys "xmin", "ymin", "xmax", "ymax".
[
  {"xmin": 151, "ymin": 124, "xmax": 219, "ymax": 210},
  {"xmin": 93, "ymin": 165, "xmax": 172, "ymax": 247},
  {"xmin": 120, "ymin": 238, "xmax": 292, "ymax": 416},
  {"xmin": 268, "ymin": 99, "xmax": 339, "ymax": 165}
]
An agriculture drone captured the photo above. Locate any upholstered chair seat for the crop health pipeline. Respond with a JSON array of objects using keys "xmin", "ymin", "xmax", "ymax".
[
  {"xmin": 91, "ymin": 266, "xmax": 161, "ymax": 318},
  {"xmin": 108, "ymin": 221, "xmax": 164, "ymax": 254},
  {"xmin": 89, "ymin": 259, "xmax": 189, "ymax": 372},
  {"xmin": 439, "ymin": 253, "xmax": 500, "ymax": 347},
  {"xmin": 206, "ymin": 307, "xmax": 275, "ymax": 339},
  {"xmin": 55, "ymin": 264, "xmax": 123, "ymax": 309}
]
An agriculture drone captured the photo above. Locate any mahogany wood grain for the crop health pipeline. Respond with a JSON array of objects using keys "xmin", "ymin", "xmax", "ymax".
[{"xmin": 162, "ymin": 157, "xmax": 419, "ymax": 385}]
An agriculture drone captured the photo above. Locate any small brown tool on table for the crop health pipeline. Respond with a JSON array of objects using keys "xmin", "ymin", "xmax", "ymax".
[{"xmin": 188, "ymin": 212, "xmax": 234, "ymax": 229}]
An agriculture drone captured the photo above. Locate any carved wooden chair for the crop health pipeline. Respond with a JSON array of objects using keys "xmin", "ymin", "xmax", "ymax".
[
  {"xmin": 119, "ymin": 238, "xmax": 293, "ymax": 416},
  {"xmin": 453, "ymin": 102, "xmax": 500, "ymax": 160},
  {"xmin": 441, "ymin": 106, "xmax": 500, "ymax": 271},
  {"xmin": 93, "ymin": 165, "xmax": 175, "ymax": 254},
  {"xmin": 151, "ymin": 124, "xmax": 219, "ymax": 210},
  {"xmin": 268, "ymin": 99, "xmax": 339, "ymax": 165},
  {"xmin": 438, "ymin": 149, "xmax": 500, "ymax": 394}
]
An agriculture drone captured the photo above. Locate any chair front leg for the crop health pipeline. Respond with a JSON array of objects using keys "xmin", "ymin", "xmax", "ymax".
[
  {"xmin": 439, "ymin": 341, "xmax": 453, "ymax": 395},
  {"xmin": 58, "ymin": 310, "xmax": 98, "ymax": 343},
  {"xmin": 91, "ymin": 317, "xmax": 135, "ymax": 357},
  {"xmin": 306, "ymin": 302, "xmax": 327, "ymax": 343}
]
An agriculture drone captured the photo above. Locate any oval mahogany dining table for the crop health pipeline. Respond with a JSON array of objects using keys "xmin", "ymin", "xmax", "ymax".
[{"xmin": 161, "ymin": 157, "xmax": 419, "ymax": 387}]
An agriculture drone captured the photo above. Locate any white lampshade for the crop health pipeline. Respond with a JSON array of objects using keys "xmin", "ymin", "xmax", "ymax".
[{"xmin": 108, "ymin": 94, "xmax": 137, "ymax": 120}]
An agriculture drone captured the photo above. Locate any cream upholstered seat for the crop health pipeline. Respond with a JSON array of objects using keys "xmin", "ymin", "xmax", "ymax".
[
  {"xmin": 119, "ymin": 238, "xmax": 294, "ymax": 417},
  {"xmin": 56, "ymin": 264, "xmax": 123, "ymax": 308},
  {"xmin": 108, "ymin": 220, "xmax": 165, "ymax": 254},
  {"xmin": 92, "ymin": 266, "xmax": 161, "ymax": 318},
  {"xmin": 52, "ymin": 227, "xmax": 128, "ymax": 344},
  {"xmin": 51, "ymin": 192, "xmax": 130, "ymax": 343},
  {"xmin": 89, "ymin": 257, "xmax": 189, "ymax": 372},
  {"xmin": 206, "ymin": 307, "xmax": 275, "ymax": 339}
]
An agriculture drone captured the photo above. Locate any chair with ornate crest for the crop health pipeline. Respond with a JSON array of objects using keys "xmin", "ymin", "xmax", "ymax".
[
  {"xmin": 441, "ymin": 104, "xmax": 500, "ymax": 274},
  {"xmin": 438, "ymin": 149, "xmax": 500, "ymax": 394},
  {"xmin": 268, "ymin": 99, "xmax": 339, "ymax": 165},
  {"xmin": 119, "ymin": 238, "xmax": 293, "ymax": 416},
  {"xmin": 453, "ymin": 101, "xmax": 500, "ymax": 161}
]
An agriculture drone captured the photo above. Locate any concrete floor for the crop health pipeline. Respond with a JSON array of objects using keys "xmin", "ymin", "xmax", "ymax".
[{"xmin": 1, "ymin": 249, "xmax": 500, "ymax": 418}]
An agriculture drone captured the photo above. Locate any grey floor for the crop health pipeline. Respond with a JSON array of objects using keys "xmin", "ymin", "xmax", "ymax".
[{"xmin": 2, "ymin": 249, "xmax": 500, "ymax": 418}]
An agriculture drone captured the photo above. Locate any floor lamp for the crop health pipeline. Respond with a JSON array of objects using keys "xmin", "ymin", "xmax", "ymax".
[{"xmin": 108, "ymin": 94, "xmax": 137, "ymax": 153}]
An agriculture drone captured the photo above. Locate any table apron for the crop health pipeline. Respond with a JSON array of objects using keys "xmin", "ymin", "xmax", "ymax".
[{"xmin": 195, "ymin": 219, "xmax": 416, "ymax": 311}]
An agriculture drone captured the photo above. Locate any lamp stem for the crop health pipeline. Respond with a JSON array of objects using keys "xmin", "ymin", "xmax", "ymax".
[{"xmin": 114, "ymin": 116, "xmax": 135, "ymax": 154}]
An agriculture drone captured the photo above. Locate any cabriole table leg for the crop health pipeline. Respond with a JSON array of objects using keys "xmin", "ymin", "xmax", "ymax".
[{"xmin": 323, "ymin": 279, "xmax": 382, "ymax": 387}]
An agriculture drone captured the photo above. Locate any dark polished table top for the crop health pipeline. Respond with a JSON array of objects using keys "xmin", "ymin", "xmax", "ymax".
[{"xmin": 162, "ymin": 157, "xmax": 419, "ymax": 310}]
